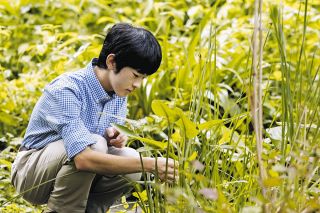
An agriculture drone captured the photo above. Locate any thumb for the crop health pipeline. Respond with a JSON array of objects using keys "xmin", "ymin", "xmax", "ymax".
[{"xmin": 106, "ymin": 127, "xmax": 115, "ymax": 137}]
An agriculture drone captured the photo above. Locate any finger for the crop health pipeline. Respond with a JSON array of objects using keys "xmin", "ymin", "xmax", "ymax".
[
  {"xmin": 110, "ymin": 139, "xmax": 124, "ymax": 148},
  {"xmin": 111, "ymin": 136, "xmax": 123, "ymax": 145},
  {"xmin": 168, "ymin": 173, "xmax": 179, "ymax": 181},
  {"xmin": 116, "ymin": 135, "xmax": 123, "ymax": 142},
  {"xmin": 118, "ymin": 136, "xmax": 127, "ymax": 147},
  {"xmin": 106, "ymin": 128, "xmax": 115, "ymax": 137},
  {"xmin": 118, "ymin": 142, "xmax": 125, "ymax": 148},
  {"xmin": 117, "ymin": 134, "xmax": 127, "ymax": 140},
  {"xmin": 121, "ymin": 134, "xmax": 128, "ymax": 142},
  {"xmin": 116, "ymin": 143, "xmax": 125, "ymax": 148},
  {"xmin": 167, "ymin": 160, "xmax": 179, "ymax": 168},
  {"xmin": 167, "ymin": 168, "xmax": 179, "ymax": 176},
  {"xmin": 117, "ymin": 135, "xmax": 128, "ymax": 145},
  {"xmin": 160, "ymin": 174, "xmax": 178, "ymax": 183},
  {"xmin": 109, "ymin": 139, "xmax": 117, "ymax": 146}
]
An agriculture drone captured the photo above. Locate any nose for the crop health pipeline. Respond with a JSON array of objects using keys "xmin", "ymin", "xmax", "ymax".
[{"xmin": 133, "ymin": 78, "xmax": 143, "ymax": 89}]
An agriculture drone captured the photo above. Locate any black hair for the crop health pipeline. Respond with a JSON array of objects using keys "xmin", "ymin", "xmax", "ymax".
[{"xmin": 98, "ymin": 23, "xmax": 162, "ymax": 75}]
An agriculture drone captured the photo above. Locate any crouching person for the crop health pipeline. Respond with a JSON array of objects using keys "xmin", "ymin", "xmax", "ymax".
[{"xmin": 11, "ymin": 23, "xmax": 177, "ymax": 213}]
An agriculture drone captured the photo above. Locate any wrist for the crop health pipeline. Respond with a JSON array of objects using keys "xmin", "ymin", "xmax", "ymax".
[{"xmin": 142, "ymin": 157, "xmax": 154, "ymax": 173}]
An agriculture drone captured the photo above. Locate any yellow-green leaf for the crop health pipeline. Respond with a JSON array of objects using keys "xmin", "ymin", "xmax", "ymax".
[
  {"xmin": 121, "ymin": 196, "xmax": 129, "ymax": 209},
  {"xmin": 132, "ymin": 190, "xmax": 148, "ymax": 202},
  {"xmin": 177, "ymin": 111, "xmax": 198, "ymax": 139},
  {"xmin": 171, "ymin": 129, "xmax": 182, "ymax": 143},
  {"xmin": 111, "ymin": 123, "xmax": 136, "ymax": 137},
  {"xmin": 96, "ymin": 16, "xmax": 116, "ymax": 25},
  {"xmin": 112, "ymin": 123, "xmax": 167, "ymax": 150},
  {"xmin": 198, "ymin": 119, "xmax": 224, "ymax": 131},
  {"xmin": 133, "ymin": 136, "xmax": 167, "ymax": 150},
  {"xmin": 0, "ymin": 159, "xmax": 12, "ymax": 169},
  {"xmin": 151, "ymin": 100, "xmax": 178, "ymax": 123},
  {"xmin": 272, "ymin": 70, "xmax": 282, "ymax": 81},
  {"xmin": 187, "ymin": 151, "xmax": 197, "ymax": 161},
  {"xmin": 0, "ymin": 111, "xmax": 19, "ymax": 126},
  {"xmin": 263, "ymin": 177, "xmax": 282, "ymax": 187}
]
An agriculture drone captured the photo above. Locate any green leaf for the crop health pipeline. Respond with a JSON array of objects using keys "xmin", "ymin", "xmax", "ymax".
[
  {"xmin": 0, "ymin": 159, "xmax": 12, "ymax": 169},
  {"xmin": 0, "ymin": 111, "xmax": 19, "ymax": 126},
  {"xmin": 112, "ymin": 123, "xmax": 167, "ymax": 150},
  {"xmin": 136, "ymin": 146, "xmax": 162, "ymax": 153},
  {"xmin": 151, "ymin": 100, "xmax": 178, "ymax": 123},
  {"xmin": 132, "ymin": 190, "xmax": 148, "ymax": 202},
  {"xmin": 263, "ymin": 177, "xmax": 282, "ymax": 187},
  {"xmin": 198, "ymin": 119, "xmax": 224, "ymax": 131},
  {"xmin": 133, "ymin": 136, "xmax": 167, "ymax": 150},
  {"xmin": 111, "ymin": 123, "xmax": 136, "ymax": 137},
  {"xmin": 176, "ymin": 111, "xmax": 198, "ymax": 139},
  {"xmin": 96, "ymin": 16, "xmax": 117, "ymax": 25}
]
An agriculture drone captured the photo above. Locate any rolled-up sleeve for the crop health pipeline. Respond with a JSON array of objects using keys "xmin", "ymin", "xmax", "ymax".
[{"xmin": 42, "ymin": 86, "xmax": 96, "ymax": 159}]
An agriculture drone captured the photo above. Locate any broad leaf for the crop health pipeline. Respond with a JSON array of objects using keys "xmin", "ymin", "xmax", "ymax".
[
  {"xmin": 198, "ymin": 119, "xmax": 224, "ymax": 131},
  {"xmin": 112, "ymin": 123, "xmax": 167, "ymax": 150},
  {"xmin": 133, "ymin": 136, "xmax": 167, "ymax": 150},
  {"xmin": 111, "ymin": 123, "xmax": 136, "ymax": 137},
  {"xmin": 176, "ymin": 111, "xmax": 198, "ymax": 139},
  {"xmin": 151, "ymin": 100, "xmax": 178, "ymax": 123}
]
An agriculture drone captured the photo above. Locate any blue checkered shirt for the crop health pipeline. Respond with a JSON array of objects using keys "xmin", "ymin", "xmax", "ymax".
[{"xmin": 21, "ymin": 58, "xmax": 127, "ymax": 159}]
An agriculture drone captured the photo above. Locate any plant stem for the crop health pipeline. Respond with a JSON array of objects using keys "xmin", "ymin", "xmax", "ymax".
[{"xmin": 252, "ymin": 0, "xmax": 267, "ymax": 199}]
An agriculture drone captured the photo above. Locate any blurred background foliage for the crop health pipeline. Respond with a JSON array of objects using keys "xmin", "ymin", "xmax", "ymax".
[{"xmin": 0, "ymin": 0, "xmax": 319, "ymax": 212}]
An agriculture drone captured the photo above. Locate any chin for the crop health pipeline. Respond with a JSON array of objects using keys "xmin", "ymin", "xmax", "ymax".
[
  {"xmin": 118, "ymin": 93, "xmax": 127, "ymax": 97},
  {"xmin": 115, "ymin": 90, "xmax": 128, "ymax": 97}
]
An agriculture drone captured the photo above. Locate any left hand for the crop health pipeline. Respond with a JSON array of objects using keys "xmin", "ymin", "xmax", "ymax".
[{"xmin": 104, "ymin": 127, "xmax": 128, "ymax": 148}]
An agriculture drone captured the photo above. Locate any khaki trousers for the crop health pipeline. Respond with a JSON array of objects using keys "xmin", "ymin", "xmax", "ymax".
[{"xmin": 10, "ymin": 134, "xmax": 141, "ymax": 213}]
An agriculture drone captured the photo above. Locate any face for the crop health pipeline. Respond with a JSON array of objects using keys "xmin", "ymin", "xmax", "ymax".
[{"xmin": 109, "ymin": 67, "xmax": 146, "ymax": 97}]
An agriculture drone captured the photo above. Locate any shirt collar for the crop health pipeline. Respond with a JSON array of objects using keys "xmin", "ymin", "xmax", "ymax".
[{"xmin": 85, "ymin": 58, "xmax": 116, "ymax": 104}]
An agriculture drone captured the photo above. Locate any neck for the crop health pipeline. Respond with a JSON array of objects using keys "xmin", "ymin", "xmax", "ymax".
[{"xmin": 93, "ymin": 66, "xmax": 113, "ymax": 92}]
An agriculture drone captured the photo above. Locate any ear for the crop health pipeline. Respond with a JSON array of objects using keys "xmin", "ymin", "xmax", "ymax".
[{"xmin": 106, "ymin": 54, "xmax": 116, "ymax": 71}]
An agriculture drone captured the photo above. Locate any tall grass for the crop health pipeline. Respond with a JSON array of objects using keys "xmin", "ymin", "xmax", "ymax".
[{"xmin": 139, "ymin": 0, "xmax": 320, "ymax": 212}]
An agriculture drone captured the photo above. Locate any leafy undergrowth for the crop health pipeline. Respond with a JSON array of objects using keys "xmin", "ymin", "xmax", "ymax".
[{"xmin": 0, "ymin": 139, "xmax": 43, "ymax": 212}]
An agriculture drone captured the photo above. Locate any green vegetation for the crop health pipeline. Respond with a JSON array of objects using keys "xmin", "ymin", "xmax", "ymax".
[{"xmin": 0, "ymin": 0, "xmax": 319, "ymax": 212}]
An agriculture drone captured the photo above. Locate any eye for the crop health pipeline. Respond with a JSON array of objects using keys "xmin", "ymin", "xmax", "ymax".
[{"xmin": 133, "ymin": 73, "xmax": 139, "ymax": 78}]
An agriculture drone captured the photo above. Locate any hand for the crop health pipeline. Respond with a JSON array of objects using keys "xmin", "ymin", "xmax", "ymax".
[
  {"xmin": 152, "ymin": 157, "xmax": 179, "ymax": 184},
  {"xmin": 104, "ymin": 127, "xmax": 128, "ymax": 148}
]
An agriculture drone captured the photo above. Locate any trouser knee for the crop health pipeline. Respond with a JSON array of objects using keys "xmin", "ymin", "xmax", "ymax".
[
  {"xmin": 119, "ymin": 147, "xmax": 141, "ymax": 182},
  {"xmin": 90, "ymin": 136, "xmax": 141, "ymax": 181}
]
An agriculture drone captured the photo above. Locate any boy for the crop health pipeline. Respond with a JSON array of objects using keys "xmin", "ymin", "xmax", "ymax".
[{"xmin": 11, "ymin": 23, "xmax": 177, "ymax": 213}]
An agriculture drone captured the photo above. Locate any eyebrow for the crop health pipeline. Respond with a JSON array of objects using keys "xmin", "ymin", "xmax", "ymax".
[{"xmin": 133, "ymin": 70, "xmax": 147, "ymax": 77}]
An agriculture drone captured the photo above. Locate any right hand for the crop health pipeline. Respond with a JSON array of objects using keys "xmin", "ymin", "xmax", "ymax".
[
  {"xmin": 104, "ymin": 127, "xmax": 128, "ymax": 148},
  {"xmin": 152, "ymin": 157, "xmax": 179, "ymax": 183}
]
